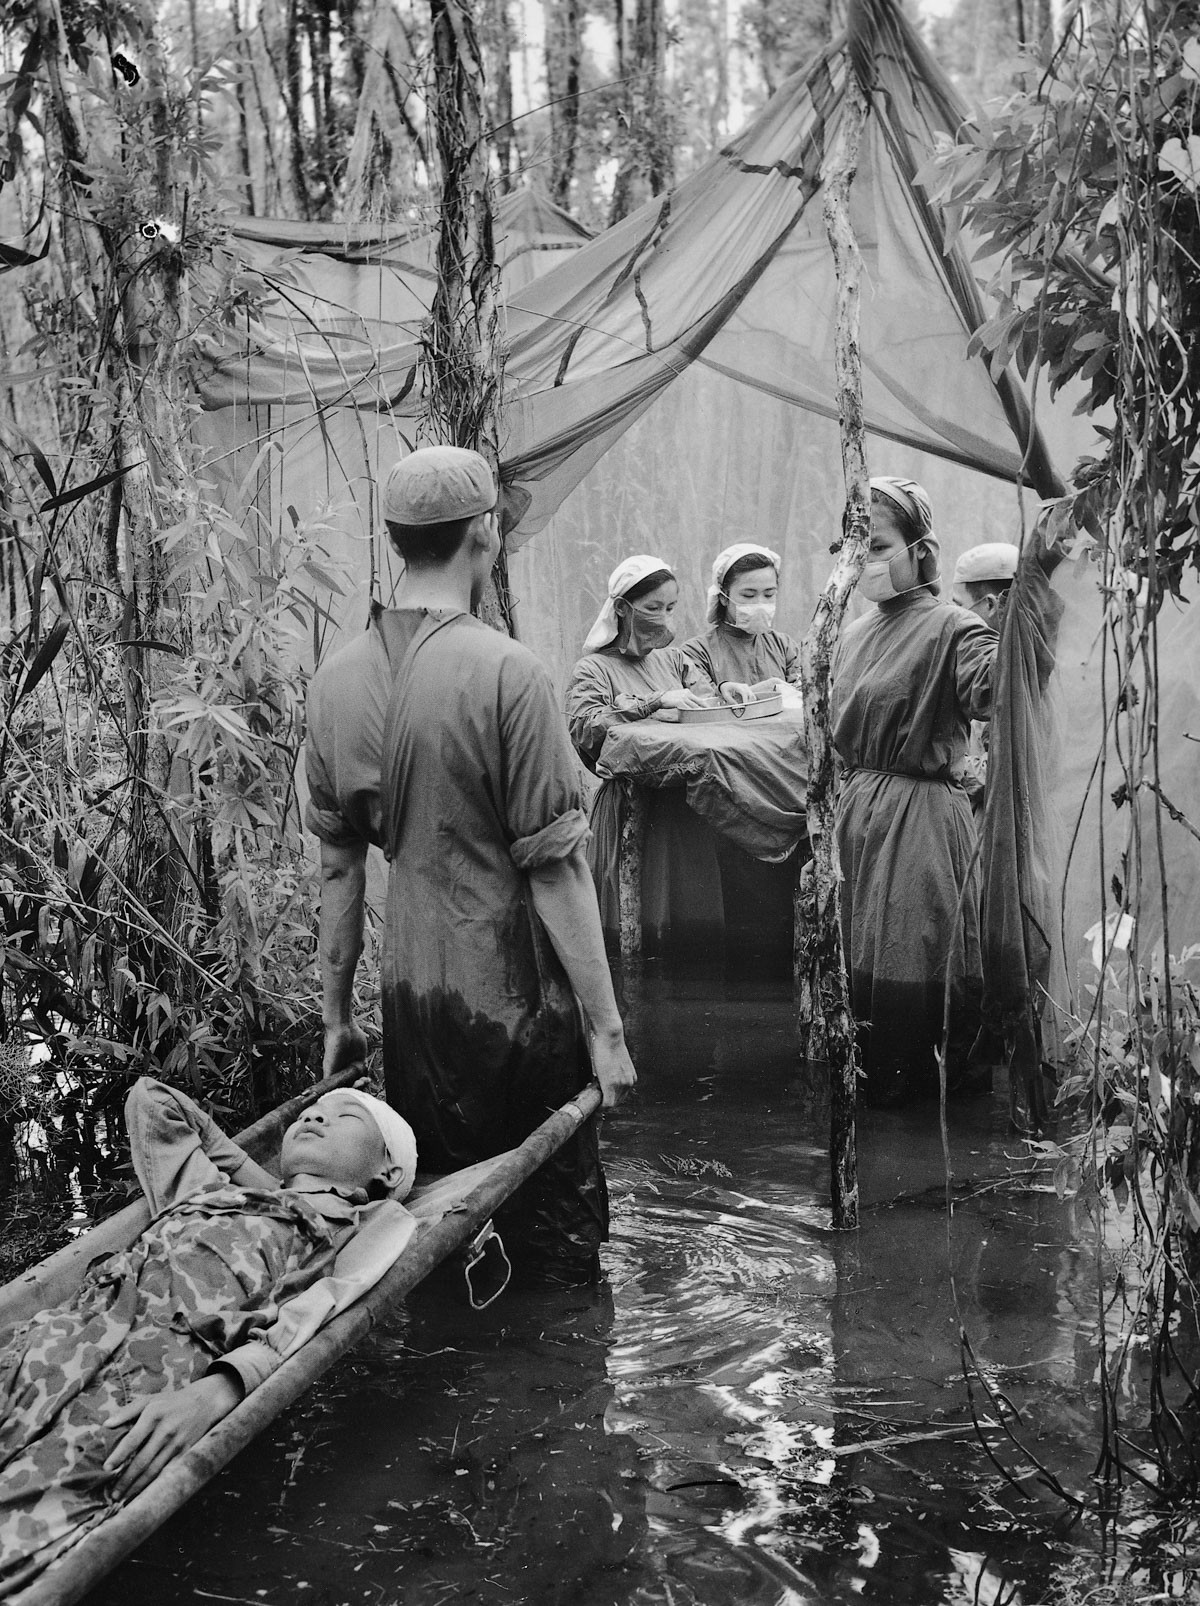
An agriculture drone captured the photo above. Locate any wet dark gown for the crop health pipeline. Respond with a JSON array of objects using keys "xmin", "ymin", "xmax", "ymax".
[
  {"xmin": 830, "ymin": 592, "xmax": 995, "ymax": 1103},
  {"xmin": 564, "ymin": 644, "xmax": 723, "ymax": 946},
  {"xmin": 307, "ymin": 606, "xmax": 606, "ymax": 1282}
]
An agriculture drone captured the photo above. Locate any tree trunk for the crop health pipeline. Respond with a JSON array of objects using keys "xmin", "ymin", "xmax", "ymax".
[
  {"xmin": 482, "ymin": 0, "xmax": 518, "ymax": 190},
  {"xmin": 229, "ymin": 0, "xmax": 257, "ymax": 214},
  {"xmin": 424, "ymin": 0, "xmax": 513, "ymax": 633},
  {"xmin": 544, "ymin": 0, "xmax": 582, "ymax": 208},
  {"xmin": 609, "ymin": 0, "xmax": 670, "ymax": 223},
  {"xmin": 799, "ymin": 58, "xmax": 873, "ymax": 1233},
  {"xmin": 281, "ymin": 0, "xmax": 314, "ymax": 218}
]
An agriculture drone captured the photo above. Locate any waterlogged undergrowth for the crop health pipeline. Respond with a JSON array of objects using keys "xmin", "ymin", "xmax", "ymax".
[{"xmin": 61, "ymin": 971, "xmax": 1198, "ymax": 1606}]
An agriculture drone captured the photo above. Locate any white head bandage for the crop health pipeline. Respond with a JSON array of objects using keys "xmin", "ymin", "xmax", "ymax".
[{"xmin": 335, "ymin": 1089, "xmax": 418, "ymax": 1200}]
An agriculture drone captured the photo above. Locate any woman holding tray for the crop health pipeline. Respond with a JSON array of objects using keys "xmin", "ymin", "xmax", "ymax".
[{"xmin": 565, "ymin": 556, "xmax": 724, "ymax": 946}]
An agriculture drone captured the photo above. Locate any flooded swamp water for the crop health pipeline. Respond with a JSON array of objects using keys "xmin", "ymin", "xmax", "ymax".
[{"xmin": 81, "ymin": 964, "xmax": 1196, "ymax": 1606}]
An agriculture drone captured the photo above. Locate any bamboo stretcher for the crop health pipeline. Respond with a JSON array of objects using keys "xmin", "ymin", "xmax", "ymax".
[{"xmin": 0, "ymin": 1071, "xmax": 603, "ymax": 1606}]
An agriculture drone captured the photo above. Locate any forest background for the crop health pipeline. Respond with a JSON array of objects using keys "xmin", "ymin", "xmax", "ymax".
[
  {"xmin": 0, "ymin": 0, "xmax": 1043, "ymax": 1203},
  {"xmin": 0, "ymin": 0, "xmax": 1197, "ymax": 1323}
]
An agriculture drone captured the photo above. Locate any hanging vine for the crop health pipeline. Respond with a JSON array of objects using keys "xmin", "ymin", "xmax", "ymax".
[{"xmin": 924, "ymin": 0, "xmax": 1200, "ymax": 1506}]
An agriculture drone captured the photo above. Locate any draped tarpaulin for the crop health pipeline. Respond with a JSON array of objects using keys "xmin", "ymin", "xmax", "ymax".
[
  {"xmin": 195, "ymin": 0, "xmax": 1059, "ymax": 544},
  {"xmin": 188, "ymin": 0, "xmax": 1200, "ymax": 1006}
]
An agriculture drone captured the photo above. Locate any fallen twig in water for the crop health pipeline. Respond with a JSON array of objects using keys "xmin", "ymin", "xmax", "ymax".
[{"xmin": 830, "ymin": 1425, "xmax": 976, "ymax": 1456}]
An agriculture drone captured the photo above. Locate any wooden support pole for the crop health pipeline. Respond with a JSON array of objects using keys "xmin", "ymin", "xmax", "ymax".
[
  {"xmin": 618, "ymin": 782, "xmax": 647, "ymax": 961},
  {"xmin": 799, "ymin": 56, "xmax": 874, "ymax": 1232}
]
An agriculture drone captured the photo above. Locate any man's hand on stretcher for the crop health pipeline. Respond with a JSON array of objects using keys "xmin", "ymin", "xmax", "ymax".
[
  {"xmin": 105, "ymin": 1370, "xmax": 243, "ymax": 1499},
  {"xmin": 322, "ymin": 1020, "xmax": 369, "ymax": 1080},
  {"xmin": 589, "ymin": 1023, "xmax": 638, "ymax": 1107}
]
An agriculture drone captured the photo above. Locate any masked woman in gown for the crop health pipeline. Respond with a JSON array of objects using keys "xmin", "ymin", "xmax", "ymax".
[
  {"xmin": 565, "ymin": 556, "xmax": 723, "ymax": 946},
  {"xmin": 830, "ymin": 478, "xmax": 997, "ymax": 1105},
  {"xmin": 681, "ymin": 542, "xmax": 802, "ymax": 696},
  {"xmin": 680, "ymin": 542, "xmax": 807, "ymax": 959}
]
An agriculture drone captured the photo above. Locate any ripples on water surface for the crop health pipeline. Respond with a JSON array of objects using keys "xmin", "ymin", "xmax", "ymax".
[{"xmin": 90, "ymin": 967, "xmax": 1195, "ymax": 1605}]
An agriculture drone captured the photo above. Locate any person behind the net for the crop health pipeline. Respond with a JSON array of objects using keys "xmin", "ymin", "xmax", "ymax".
[{"xmin": 950, "ymin": 541, "xmax": 1020, "ymax": 813}]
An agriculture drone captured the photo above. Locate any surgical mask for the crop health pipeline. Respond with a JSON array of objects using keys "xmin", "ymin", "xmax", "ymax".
[
  {"xmin": 859, "ymin": 548, "xmax": 919, "ymax": 604},
  {"xmin": 724, "ymin": 598, "xmax": 776, "ymax": 635},
  {"xmin": 620, "ymin": 604, "xmax": 675, "ymax": 655}
]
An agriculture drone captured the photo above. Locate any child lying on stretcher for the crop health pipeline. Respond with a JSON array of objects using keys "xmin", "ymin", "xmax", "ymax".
[{"xmin": 0, "ymin": 1077, "xmax": 417, "ymax": 1598}]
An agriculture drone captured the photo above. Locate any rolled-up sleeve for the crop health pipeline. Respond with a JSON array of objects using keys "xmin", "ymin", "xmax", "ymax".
[
  {"xmin": 511, "ymin": 807, "xmax": 591, "ymax": 871},
  {"xmin": 501, "ymin": 653, "xmax": 589, "ymax": 866},
  {"xmin": 215, "ymin": 1200, "xmax": 417, "ymax": 1394}
]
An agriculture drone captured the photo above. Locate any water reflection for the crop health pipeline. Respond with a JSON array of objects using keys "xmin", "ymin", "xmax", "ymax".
[{"xmin": 82, "ymin": 964, "xmax": 1194, "ymax": 1605}]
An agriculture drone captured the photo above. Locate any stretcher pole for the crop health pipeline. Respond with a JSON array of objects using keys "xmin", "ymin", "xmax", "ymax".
[
  {"xmin": 12, "ymin": 1083, "xmax": 604, "ymax": 1606},
  {"xmin": 798, "ymin": 16, "xmax": 876, "ymax": 1232}
]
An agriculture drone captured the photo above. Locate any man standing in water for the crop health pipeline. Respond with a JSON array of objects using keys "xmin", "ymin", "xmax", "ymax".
[{"xmin": 305, "ymin": 446, "xmax": 636, "ymax": 1285}]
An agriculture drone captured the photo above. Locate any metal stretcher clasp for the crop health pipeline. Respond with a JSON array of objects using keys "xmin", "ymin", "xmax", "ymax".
[{"xmin": 462, "ymin": 1220, "xmax": 511, "ymax": 1310}]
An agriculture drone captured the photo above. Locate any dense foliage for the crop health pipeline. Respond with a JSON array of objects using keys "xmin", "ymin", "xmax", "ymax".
[
  {"xmin": 923, "ymin": 0, "xmax": 1200, "ymax": 1501},
  {"xmin": 0, "ymin": 0, "xmax": 366, "ymax": 1199}
]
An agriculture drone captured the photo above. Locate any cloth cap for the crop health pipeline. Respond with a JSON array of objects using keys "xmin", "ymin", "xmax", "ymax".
[
  {"xmin": 383, "ymin": 446, "xmax": 497, "ymax": 527},
  {"xmin": 952, "ymin": 542, "xmax": 1020, "ymax": 586},
  {"xmin": 583, "ymin": 554, "xmax": 675, "ymax": 652},
  {"xmin": 332, "ymin": 1088, "xmax": 418, "ymax": 1200},
  {"xmin": 706, "ymin": 542, "xmax": 782, "ymax": 625}
]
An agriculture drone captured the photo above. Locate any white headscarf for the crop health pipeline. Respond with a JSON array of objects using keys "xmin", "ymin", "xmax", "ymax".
[
  {"xmin": 705, "ymin": 542, "xmax": 783, "ymax": 625},
  {"xmin": 336, "ymin": 1088, "xmax": 418, "ymax": 1200},
  {"xmin": 583, "ymin": 555, "xmax": 675, "ymax": 652}
]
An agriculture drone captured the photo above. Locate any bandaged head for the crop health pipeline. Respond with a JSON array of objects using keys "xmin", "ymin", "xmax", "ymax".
[
  {"xmin": 706, "ymin": 542, "xmax": 783, "ymax": 630},
  {"xmin": 584, "ymin": 555, "xmax": 676, "ymax": 653},
  {"xmin": 336, "ymin": 1089, "xmax": 418, "ymax": 1200}
]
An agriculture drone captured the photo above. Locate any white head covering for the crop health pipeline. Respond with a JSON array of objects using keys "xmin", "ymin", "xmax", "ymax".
[
  {"xmin": 583, "ymin": 555, "xmax": 675, "ymax": 652},
  {"xmin": 952, "ymin": 542, "xmax": 1020, "ymax": 586},
  {"xmin": 705, "ymin": 542, "xmax": 783, "ymax": 625},
  {"xmin": 335, "ymin": 1088, "xmax": 418, "ymax": 1200}
]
